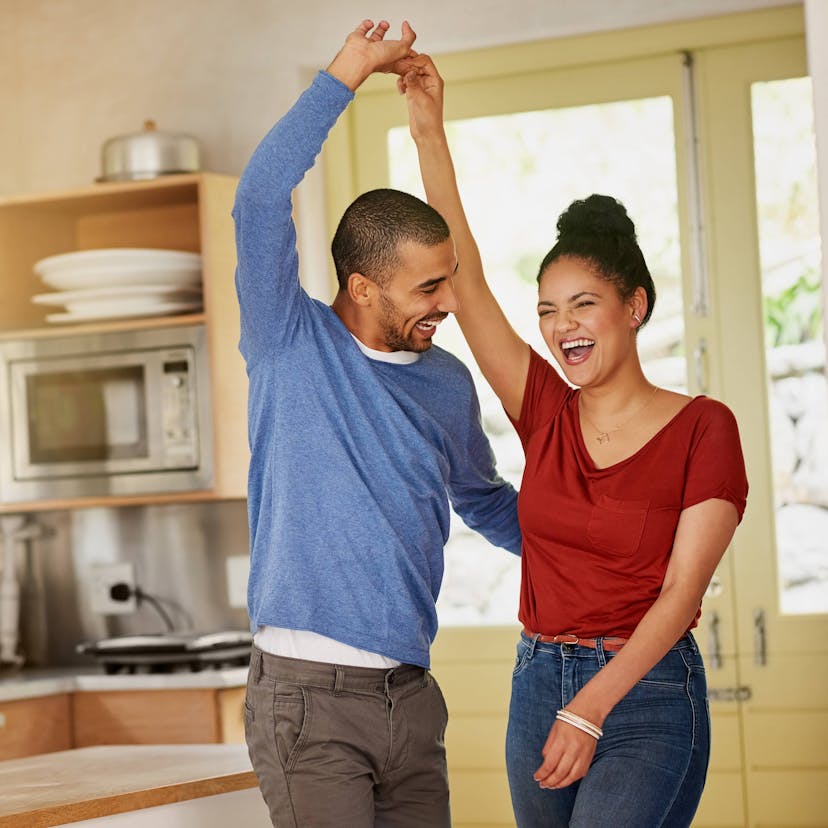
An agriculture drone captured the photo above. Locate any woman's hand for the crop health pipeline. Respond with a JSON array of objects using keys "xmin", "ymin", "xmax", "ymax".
[
  {"xmin": 533, "ymin": 717, "xmax": 598, "ymax": 789},
  {"xmin": 396, "ymin": 53, "xmax": 445, "ymax": 141}
]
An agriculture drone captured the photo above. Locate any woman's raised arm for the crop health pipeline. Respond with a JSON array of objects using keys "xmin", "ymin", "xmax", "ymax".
[{"xmin": 399, "ymin": 54, "xmax": 530, "ymax": 420}]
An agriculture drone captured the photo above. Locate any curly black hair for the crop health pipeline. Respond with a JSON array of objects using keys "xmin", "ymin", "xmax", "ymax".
[{"xmin": 537, "ymin": 194, "xmax": 656, "ymax": 327}]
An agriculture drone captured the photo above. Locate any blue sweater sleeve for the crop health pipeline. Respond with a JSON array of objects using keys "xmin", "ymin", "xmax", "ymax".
[
  {"xmin": 233, "ymin": 71, "xmax": 354, "ymax": 363},
  {"xmin": 448, "ymin": 388, "xmax": 522, "ymax": 556}
]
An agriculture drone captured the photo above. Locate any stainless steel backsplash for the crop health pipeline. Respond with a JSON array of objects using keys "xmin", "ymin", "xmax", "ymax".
[{"xmin": 7, "ymin": 501, "xmax": 250, "ymax": 668}]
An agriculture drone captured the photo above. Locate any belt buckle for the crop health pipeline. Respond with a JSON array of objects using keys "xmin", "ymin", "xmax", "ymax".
[{"xmin": 555, "ymin": 634, "xmax": 580, "ymax": 646}]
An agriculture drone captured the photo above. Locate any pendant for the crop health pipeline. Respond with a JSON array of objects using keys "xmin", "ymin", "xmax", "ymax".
[{"xmin": 596, "ymin": 432, "xmax": 610, "ymax": 445}]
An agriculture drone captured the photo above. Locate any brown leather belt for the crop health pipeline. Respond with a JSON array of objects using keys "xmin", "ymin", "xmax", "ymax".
[{"xmin": 522, "ymin": 628, "xmax": 628, "ymax": 652}]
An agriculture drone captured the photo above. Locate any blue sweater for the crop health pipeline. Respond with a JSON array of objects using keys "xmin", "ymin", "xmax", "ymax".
[{"xmin": 233, "ymin": 71, "xmax": 521, "ymax": 668}]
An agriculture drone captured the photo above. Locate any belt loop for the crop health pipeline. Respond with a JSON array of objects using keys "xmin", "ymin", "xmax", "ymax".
[
  {"xmin": 528, "ymin": 633, "xmax": 540, "ymax": 658},
  {"xmin": 254, "ymin": 647, "xmax": 264, "ymax": 681},
  {"xmin": 422, "ymin": 668, "xmax": 430, "ymax": 688},
  {"xmin": 333, "ymin": 665, "xmax": 345, "ymax": 696},
  {"xmin": 595, "ymin": 638, "xmax": 607, "ymax": 667}
]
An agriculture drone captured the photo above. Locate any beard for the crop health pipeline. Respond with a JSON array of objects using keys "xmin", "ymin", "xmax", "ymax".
[{"xmin": 377, "ymin": 291, "xmax": 433, "ymax": 353}]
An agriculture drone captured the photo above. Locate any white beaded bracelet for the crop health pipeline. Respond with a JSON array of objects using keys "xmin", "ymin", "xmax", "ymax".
[{"xmin": 556, "ymin": 709, "xmax": 603, "ymax": 740}]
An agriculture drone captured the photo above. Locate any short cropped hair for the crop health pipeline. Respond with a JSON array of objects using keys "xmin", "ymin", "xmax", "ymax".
[
  {"xmin": 331, "ymin": 188, "xmax": 450, "ymax": 289},
  {"xmin": 538, "ymin": 194, "xmax": 656, "ymax": 327}
]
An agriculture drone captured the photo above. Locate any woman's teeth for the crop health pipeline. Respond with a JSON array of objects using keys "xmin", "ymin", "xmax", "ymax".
[
  {"xmin": 561, "ymin": 338, "xmax": 595, "ymax": 360},
  {"xmin": 562, "ymin": 338, "xmax": 594, "ymax": 350}
]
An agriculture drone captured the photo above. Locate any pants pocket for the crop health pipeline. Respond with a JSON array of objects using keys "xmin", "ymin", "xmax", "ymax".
[
  {"xmin": 271, "ymin": 683, "xmax": 310, "ymax": 772},
  {"xmin": 512, "ymin": 638, "xmax": 533, "ymax": 677}
]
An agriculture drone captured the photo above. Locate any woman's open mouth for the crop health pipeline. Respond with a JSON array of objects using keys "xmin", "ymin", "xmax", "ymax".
[{"xmin": 561, "ymin": 337, "xmax": 595, "ymax": 364}]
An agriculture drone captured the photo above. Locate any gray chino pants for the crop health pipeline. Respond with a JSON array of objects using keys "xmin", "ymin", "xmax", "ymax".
[{"xmin": 244, "ymin": 646, "xmax": 451, "ymax": 828}]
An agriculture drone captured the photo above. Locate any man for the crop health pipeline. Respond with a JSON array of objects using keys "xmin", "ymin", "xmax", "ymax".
[{"xmin": 235, "ymin": 20, "xmax": 521, "ymax": 828}]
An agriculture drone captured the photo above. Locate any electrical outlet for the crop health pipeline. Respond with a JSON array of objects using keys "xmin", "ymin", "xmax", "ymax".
[{"xmin": 89, "ymin": 562, "xmax": 137, "ymax": 614}]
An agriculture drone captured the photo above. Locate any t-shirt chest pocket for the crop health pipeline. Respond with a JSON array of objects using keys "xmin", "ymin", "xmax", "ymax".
[{"xmin": 586, "ymin": 494, "xmax": 650, "ymax": 557}]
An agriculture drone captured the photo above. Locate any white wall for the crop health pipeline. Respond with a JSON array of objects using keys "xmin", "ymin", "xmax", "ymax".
[{"xmin": 0, "ymin": 0, "xmax": 796, "ymax": 195}]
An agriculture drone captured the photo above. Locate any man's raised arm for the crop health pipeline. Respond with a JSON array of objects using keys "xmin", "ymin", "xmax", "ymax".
[{"xmin": 233, "ymin": 20, "xmax": 415, "ymax": 361}]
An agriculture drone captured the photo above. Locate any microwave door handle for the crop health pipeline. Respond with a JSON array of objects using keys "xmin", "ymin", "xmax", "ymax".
[{"xmin": 9, "ymin": 364, "xmax": 34, "ymax": 480}]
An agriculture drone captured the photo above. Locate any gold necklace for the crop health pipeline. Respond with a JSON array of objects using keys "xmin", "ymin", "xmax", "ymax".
[{"xmin": 579, "ymin": 385, "xmax": 659, "ymax": 445}]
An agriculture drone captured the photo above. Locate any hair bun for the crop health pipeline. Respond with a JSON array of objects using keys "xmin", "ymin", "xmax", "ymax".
[{"xmin": 556, "ymin": 194, "xmax": 637, "ymax": 241}]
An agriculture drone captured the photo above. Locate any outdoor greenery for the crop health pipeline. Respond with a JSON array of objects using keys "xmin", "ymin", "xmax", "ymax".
[{"xmin": 764, "ymin": 266, "xmax": 823, "ymax": 347}]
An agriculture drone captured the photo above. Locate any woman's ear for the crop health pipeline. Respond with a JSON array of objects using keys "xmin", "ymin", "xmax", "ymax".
[{"xmin": 629, "ymin": 286, "xmax": 648, "ymax": 328}]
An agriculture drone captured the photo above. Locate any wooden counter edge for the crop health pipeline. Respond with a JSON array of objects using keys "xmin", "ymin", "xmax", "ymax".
[{"xmin": 0, "ymin": 769, "xmax": 258, "ymax": 828}]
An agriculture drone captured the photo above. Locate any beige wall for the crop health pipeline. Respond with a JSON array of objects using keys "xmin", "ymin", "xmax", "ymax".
[
  {"xmin": 0, "ymin": 0, "xmax": 289, "ymax": 193},
  {"xmin": 0, "ymin": 0, "xmax": 794, "ymax": 196}
]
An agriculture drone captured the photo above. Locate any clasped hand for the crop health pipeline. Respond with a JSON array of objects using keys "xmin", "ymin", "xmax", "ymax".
[
  {"xmin": 328, "ymin": 19, "xmax": 415, "ymax": 91},
  {"xmin": 329, "ymin": 19, "xmax": 445, "ymax": 141}
]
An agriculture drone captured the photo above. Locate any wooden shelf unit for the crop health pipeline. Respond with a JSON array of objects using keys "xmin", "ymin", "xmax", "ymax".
[{"xmin": 0, "ymin": 173, "xmax": 250, "ymax": 510}]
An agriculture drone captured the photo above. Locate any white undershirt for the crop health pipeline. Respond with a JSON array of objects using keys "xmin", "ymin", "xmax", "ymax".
[{"xmin": 255, "ymin": 334, "xmax": 419, "ymax": 668}]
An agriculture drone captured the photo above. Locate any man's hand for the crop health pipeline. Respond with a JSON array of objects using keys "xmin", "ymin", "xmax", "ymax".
[
  {"xmin": 327, "ymin": 20, "xmax": 416, "ymax": 92},
  {"xmin": 397, "ymin": 54, "xmax": 445, "ymax": 142}
]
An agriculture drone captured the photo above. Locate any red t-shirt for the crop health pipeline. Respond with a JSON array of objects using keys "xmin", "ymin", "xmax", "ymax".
[{"xmin": 511, "ymin": 348, "xmax": 748, "ymax": 638}]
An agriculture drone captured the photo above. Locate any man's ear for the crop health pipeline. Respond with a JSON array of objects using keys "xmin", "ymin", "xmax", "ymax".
[{"xmin": 347, "ymin": 272, "xmax": 377, "ymax": 306}]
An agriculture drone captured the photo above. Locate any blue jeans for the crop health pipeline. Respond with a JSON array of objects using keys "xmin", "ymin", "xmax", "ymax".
[{"xmin": 505, "ymin": 633, "xmax": 709, "ymax": 828}]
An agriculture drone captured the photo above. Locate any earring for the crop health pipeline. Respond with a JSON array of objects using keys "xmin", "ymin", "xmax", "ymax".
[{"xmin": 632, "ymin": 313, "xmax": 642, "ymax": 325}]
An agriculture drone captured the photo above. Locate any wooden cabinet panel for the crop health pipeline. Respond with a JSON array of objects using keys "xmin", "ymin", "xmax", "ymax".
[
  {"xmin": 72, "ymin": 689, "xmax": 220, "ymax": 747},
  {"xmin": 198, "ymin": 174, "xmax": 250, "ymax": 500},
  {"xmin": 694, "ymin": 770, "xmax": 746, "ymax": 827},
  {"xmin": 217, "ymin": 687, "xmax": 246, "ymax": 744},
  {"xmin": 449, "ymin": 768, "xmax": 514, "ymax": 826},
  {"xmin": 0, "ymin": 694, "xmax": 72, "ymax": 760}
]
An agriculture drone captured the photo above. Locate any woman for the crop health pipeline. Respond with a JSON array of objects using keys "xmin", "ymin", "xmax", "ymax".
[{"xmin": 397, "ymin": 54, "xmax": 748, "ymax": 827}]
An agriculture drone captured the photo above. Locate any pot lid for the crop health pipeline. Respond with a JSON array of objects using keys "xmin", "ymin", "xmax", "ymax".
[{"xmin": 99, "ymin": 119, "xmax": 201, "ymax": 182}]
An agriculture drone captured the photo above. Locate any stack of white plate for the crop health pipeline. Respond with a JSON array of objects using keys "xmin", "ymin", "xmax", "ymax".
[{"xmin": 32, "ymin": 248, "xmax": 203, "ymax": 323}]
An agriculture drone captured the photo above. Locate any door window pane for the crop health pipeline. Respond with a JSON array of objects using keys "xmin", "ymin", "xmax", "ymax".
[
  {"xmin": 752, "ymin": 77, "xmax": 827, "ymax": 614},
  {"xmin": 388, "ymin": 97, "xmax": 683, "ymax": 624}
]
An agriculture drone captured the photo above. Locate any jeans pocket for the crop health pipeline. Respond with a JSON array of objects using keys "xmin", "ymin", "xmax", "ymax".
[
  {"xmin": 512, "ymin": 640, "xmax": 532, "ymax": 677},
  {"xmin": 628, "ymin": 649, "xmax": 690, "ymax": 696}
]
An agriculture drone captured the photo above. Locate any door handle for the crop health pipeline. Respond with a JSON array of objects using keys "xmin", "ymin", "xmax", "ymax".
[
  {"xmin": 754, "ymin": 608, "xmax": 767, "ymax": 666},
  {"xmin": 708, "ymin": 686, "xmax": 752, "ymax": 702},
  {"xmin": 707, "ymin": 610, "xmax": 722, "ymax": 670}
]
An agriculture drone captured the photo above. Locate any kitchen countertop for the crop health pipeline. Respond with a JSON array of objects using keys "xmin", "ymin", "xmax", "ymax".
[
  {"xmin": 0, "ymin": 666, "xmax": 248, "ymax": 702},
  {"xmin": 0, "ymin": 744, "xmax": 259, "ymax": 827}
]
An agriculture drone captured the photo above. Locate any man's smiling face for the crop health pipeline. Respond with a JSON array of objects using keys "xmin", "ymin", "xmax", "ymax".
[{"xmin": 373, "ymin": 237, "xmax": 459, "ymax": 352}]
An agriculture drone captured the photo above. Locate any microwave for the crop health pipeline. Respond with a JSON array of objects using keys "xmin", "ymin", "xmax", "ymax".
[{"xmin": 0, "ymin": 325, "xmax": 213, "ymax": 503}]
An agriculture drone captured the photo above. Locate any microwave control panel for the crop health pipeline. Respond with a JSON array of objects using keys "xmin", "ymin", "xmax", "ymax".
[{"xmin": 161, "ymin": 351, "xmax": 199, "ymax": 467}]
